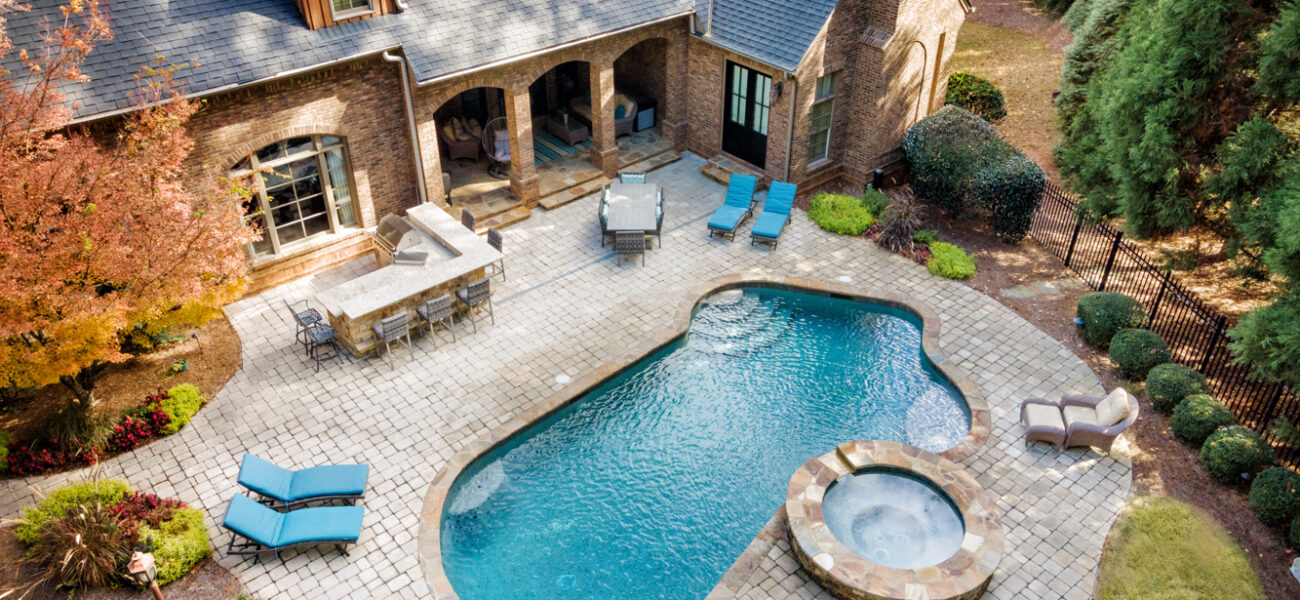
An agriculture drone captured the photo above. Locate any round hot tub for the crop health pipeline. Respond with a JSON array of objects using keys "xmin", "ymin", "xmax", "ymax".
[{"xmin": 785, "ymin": 441, "xmax": 1003, "ymax": 600}]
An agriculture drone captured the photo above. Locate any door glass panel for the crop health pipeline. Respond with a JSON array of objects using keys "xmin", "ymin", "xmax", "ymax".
[
  {"xmin": 326, "ymin": 149, "xmax": 356, "ymax": 226},
  {"xmin": 730, "ymin": 64, "xmax": 748, "ymax": 125},
  {"xmin": 754, "ymin": 75, "xmax": 771, "ymax": 135}
]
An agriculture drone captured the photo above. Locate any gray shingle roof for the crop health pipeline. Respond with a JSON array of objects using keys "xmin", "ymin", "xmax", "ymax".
[
  {"xmin": 699, "ymin": 0, "xmax": 839, "ymax": 72},
  {"xmin": 3, "ymin": 0, "xmax": 697, "ymax": 120}
]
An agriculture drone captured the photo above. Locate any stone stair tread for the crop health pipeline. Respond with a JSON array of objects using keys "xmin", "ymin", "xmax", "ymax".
[{"xmin": 475, "ymin": 206, "xmax": 531, "ymax": 233}]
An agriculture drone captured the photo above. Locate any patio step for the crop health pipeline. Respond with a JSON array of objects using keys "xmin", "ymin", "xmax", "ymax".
[
  {"xmin": 538, "ymin": 176, "xmax": 611, "ymax": 210},
  {"xmin": 475, "ymin": 206, "xmax": 531, "ymax": 233},
  {"xmin": 701, "ymin": 155, "xmax": 769, "ymax": 190},
  {"xmin": 621, "ymin": 148, "xmax": 682, "ymax": 173}
]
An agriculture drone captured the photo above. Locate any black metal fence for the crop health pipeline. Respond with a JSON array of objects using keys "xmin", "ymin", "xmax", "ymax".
[{"xmin": 1029, "ymin": 182, "xmax": 1300, "ymax": 468}]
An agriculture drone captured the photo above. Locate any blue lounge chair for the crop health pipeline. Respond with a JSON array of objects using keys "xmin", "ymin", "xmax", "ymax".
[
  {"xmin": 222, "ymin": 494, "xmax": 364, "ymax": 561},
  {"xmin": 751, "ymin": 181, "xmax": 798, "ymax": 249},
  {"xmin": 237, "ymin": 453, "xmax": 369, "ymax": 509},
  {"xmin": 707, "ymin": 174, "xmax": 757, "ymax": 240}
]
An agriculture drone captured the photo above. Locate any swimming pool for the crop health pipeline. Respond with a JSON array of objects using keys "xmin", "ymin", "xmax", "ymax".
[{"xmin": 438, "ymin": 286, "xmax": 971, "ymax": 600}]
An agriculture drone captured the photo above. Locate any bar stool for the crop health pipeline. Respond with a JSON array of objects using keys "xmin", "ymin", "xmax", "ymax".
[
  {"xmin": 282, "ymin": 299, "xmax": 322, "ymax": 356},
  {"xmin": 486, "ymin": 228, "xmax": 505, "ymax": 281},
  {"xmin": 417, "ymin": 295, "xmax": 456, "ymax": 347},
  {"xmin": 454, "ymin": 278, "xmax": 494, "ymax": 333}
]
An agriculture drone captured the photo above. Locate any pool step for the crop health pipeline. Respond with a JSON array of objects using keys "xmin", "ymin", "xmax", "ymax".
[{"xmin": 689, "ymin": 296, "xmax": 794, "ymax": 357}]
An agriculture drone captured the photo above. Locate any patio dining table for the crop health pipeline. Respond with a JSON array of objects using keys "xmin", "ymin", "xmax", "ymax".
[{"xmin": 604, "ymin": 182, "xmax": 661, "ymax": 233}]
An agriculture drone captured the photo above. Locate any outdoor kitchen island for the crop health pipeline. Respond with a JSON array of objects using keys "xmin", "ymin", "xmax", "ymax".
[{"xmin": 316, "ymin": 203, "xmax": 501, "ymax": 356}]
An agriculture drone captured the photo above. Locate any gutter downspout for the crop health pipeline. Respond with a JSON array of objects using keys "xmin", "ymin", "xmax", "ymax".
[
  {"xmin": 383, "ymin": 50, "xmax": 429, "ymax": 205},
  {"xmin": 784, "ymin": 76, "xmax": 797, "ymax": 182}
]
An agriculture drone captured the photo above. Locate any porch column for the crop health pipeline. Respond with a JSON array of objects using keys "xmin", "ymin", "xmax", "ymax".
[
  {"xmin": 416, "ymin": 117, "xmax": 448, "ymax": 208},
  {"xmin": 661, "ymin": 31, "xmax": 689, "ymax": 147},
  {"xmin": 505, "ymin": 86, "xmax": 540, "ymax": 206},
  {"xmin": 588, "ymin": 60, "xmax": 619, "ymax": 177}
]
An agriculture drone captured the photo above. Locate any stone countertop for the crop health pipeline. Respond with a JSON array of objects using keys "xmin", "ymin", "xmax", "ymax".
[{"xmin": 316, "ymin": 204, "xmax": 502, "ymax": 320}]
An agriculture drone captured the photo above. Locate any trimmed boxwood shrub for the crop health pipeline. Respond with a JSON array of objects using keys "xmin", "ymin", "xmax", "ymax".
[
  {"xmin": 138, "ymin": 507, "xmax": 211, "ymax": 585},
  {"xmin": 860, "ymin": 188, "xmax": 889, "ymax": 218},
  {"xmin": 1201, "ymin": 426, "xmax": 1275, "ymax": 484},
  {"xmin": 1170, "ymin": 394, "xmax": 1234, "ymax": 446},
  {"xmin": 928, "ymin": 242, "xmax": 977, "ymax": 279},
  {"xmin": 1147, "ymin": 363, "xmax": 1210, "ymax": 413},
  {"xmin": 1077, "ymin": 292, "xmax": 1146, "ymax": 349},
  {"xmin": 945, "ymin": 72, "xmax": 1007, "ymax": 122},
  {"xmin": 972, "ymin": 153, "xmax": 1047, "ymax": 243},
  {"xmin": 160, "ymin": 384, "xmax": 206, "ymax": 435},
  {"xmin": 1109, "ymin": 328, "xmax": 1171, "ymax": 380},
  {"xmin": 807, "ymin": 193, "xmax": 874, "ymax": 235},
  {"xmin": 15, "ymin": 479, "xmax": 131, "ymax": 545},
  {"xmin": 1248, "ymin": 467, "xmax": 1300, "ymax": 526},
  {"xmin": 1292, "ymin": 516, "xmax": 1300, "ymax": 551}
]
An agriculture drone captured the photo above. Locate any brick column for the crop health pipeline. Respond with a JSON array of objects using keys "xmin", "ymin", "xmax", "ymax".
[
  {"xmin": 416, "ymin": 117, "xmax": 448, "ymax": 208},
  {"xmin": 504, "ymin": 86, "xmax": 540, "ymax": 206},
  {"xmin": 661, "ymin": 32, "xmax": 689, "ymax": 147},
  {"xmin": 588, "ymin": 61, "xmax": 619, "ymax": 177}
]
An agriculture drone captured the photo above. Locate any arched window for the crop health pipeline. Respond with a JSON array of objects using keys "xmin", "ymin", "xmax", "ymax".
[{"xmin": 232, "ymin": 135, "xmax": 357, "ymax": 256}]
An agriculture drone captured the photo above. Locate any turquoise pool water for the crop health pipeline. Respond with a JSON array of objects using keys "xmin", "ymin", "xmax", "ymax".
[{"xmin": 441, "ymin": 287, "xmax": 970, "ymax": 600}]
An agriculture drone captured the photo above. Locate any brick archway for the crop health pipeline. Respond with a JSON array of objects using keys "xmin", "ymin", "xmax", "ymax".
[{"xmin": 216, "ymin": 124, "xmax": 350, "ymax": 172}]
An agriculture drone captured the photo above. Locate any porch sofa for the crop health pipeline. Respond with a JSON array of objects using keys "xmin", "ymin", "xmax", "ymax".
[
  {"xmin": 569, "ymin": 93, "xmax": 637, "ymax": 137},
  {"xmin": 439, "ymin": 117, "xmax": 481, "ymax": 162}
]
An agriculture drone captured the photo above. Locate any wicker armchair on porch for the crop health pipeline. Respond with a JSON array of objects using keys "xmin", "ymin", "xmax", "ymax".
[
  {"xmin": 439, "ymin": 118, "xmax": 480, "ymax": 163},
  {"xmin": 455, "ymin": 278, "xmax": 495, "ymax": 333}
]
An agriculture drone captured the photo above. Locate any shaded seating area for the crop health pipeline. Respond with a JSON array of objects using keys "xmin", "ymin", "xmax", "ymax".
[
  {"xmin": 707, "ymin": 174, "xmax": 757, "ymax": 240},
  {"xmin": 439, "ymin": 116, "xmax": 481, "ymax": 162},
  {"xmin": 750, "ymin": 181, "xmax": 797, "ymax": 249},
  {"xmin": 222, "ymin": 494, "xmax": 364, "ymax": 562},
  {"xmin": 237, "ymin": 453, "xmax": 369, "ymax": 509},
  {"xmin": 1020, "ymin": 388, "xmax": 1139, "ymax": 453},
  {"xmin": 570, "ymin": 92, "xmax": 637, "ymax": 137}
]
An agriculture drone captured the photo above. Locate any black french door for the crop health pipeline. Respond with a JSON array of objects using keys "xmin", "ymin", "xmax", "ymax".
[{"xmin": 722, "ymin": 61, "xmax": 772, "ymax": 169}]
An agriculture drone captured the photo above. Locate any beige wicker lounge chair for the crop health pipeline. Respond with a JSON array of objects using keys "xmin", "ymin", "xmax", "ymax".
[{"xmin": 1020, "ymin": 388, "xmax": 1139, "ymax": 453}]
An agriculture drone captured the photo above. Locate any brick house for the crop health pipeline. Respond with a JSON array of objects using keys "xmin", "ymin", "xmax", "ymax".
[{"xmin": 7, "ymin": 0, "xmax": 968, "ymax": 292}]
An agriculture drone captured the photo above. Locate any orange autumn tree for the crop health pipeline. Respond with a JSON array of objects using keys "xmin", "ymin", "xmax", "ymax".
[{"xmin": 0, "ymin": 0, "xmax": 256, "ymax": 425}]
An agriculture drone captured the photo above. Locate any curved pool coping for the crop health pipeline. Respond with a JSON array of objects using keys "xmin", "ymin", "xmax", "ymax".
[
  {"xmin": 785, "ymin": 440, "xmax": 1004, "ymax": 600},
  {"xmin": 417, "ymin": 275, "xmax": 992, "ymax": 599}
]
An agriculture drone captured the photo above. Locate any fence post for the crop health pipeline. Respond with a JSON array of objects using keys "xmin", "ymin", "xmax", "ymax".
[
  {"xmin": 1064, "ymin": 213, "xmax": 1084, "ymax": 267},
  {"xmin": 1200, "ymin": 315, "xmax": 1228, "ymax": 372},
  {"xmin": 1099, "ymin": 231, "xmax": 1124, "ymax": 291},
  {"xmin": 1148, "ymin": 270, "xmax": 1171, "ymax": 327}
]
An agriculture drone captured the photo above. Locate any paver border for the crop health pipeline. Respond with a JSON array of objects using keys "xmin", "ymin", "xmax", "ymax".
[
  {"xmin": 417, "ymin": 274, "xmax": 991, "ymax": 599},
  {"xmin": 784, "ymin": 440, "xmax": 1004, "ymax": 600}
]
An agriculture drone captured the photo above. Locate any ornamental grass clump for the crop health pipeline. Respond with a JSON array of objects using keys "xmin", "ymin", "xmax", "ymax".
[
  {"xmin": 1200, "ymin": 426, "xmax": 1274, "ymax": 485},
  {"xmin": 1248, "ymin": 467, "xmax": 1300, "ymax": 526},
  {"xmin": 1109, "ymin": 328, "xmax": 1171, "ymax": 380},
  {"xmin": 876, "ymin": 190, "xmax": 923, "ymax": 254},
  {"xmin": 1170, "ymin": 395, "xmax": 1234, "ymax": 446},
  {"xmin": 928, "ymin": 242, "xmax": 977, "ymax": 279},
  {"xmin": 807, "ymin": 193, "xmax": 874, "ymax": 235},
  {"xmin": 1146, "ymin": 363, "xmax": 1210, "ymax": 413},
  {"xmin": 1077, "ymin": 292, "xmax": 1146, "ymax": 349},
  {"xmin": 35, "ymin": 502, "xmax": 129, "ymax": 588}
]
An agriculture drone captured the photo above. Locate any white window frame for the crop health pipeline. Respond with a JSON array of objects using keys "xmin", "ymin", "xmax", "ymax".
[
  {"xmin": 233, "ymin": 135, "xmax": 358, "ymax": 257},
  {"xmin": 808, "ymin": 72, "xmax": 839, "ymax": 165},
  {"xmin": 330, "ymin": 0, "xmax": 374, "ymax": 21}
]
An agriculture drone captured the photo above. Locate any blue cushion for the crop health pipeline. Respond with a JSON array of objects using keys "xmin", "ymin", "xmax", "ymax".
[
  {"xmin": 764, "ymin": 181, "xmax": 798, "ymax": 216},
  {"xmin": 724, "ymin": 174, "xmax": 757, "ymax": 209},
  {"xmin": 615, "ymin": 105, "xmax": 627, "ymax": 120},
  {"xmin": 279, "ymin": 505, "xmax": 365, "ymax": 546},
  {"xmin": 289, "ymin": 464, "xmax": 370, "ymax": 502},
  {"xmin": 751, "ymin": 211, "xmax": 788, "ymax": 239},
  {"xmin": 237, "ymin": 454, "xmax": 293, "ymax": 501},
  {"xmin": 222, "ymin": 494, "xmax": 284, "ymax": 546},
  {"xmin": 708, "ymin": 205, "xmax": 750, "ymax": 231}
]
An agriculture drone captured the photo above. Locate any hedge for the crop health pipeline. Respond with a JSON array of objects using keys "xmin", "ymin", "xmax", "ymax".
[
  {"xmin": 1109, "ymin": 328, "xmax": 1171, "ymax": 380},
  {"xmin": 1170, "ymin": 394, "xmax": 1234, "ymax": 446},
  {"xmin": 1201, "ymin": 426, "xmax": 1275, "ymax": 485},
  {"xmin": 928, "ymin": 242, "xmax": 977, "ymax": 279},
  {"xmin": 808, "ymin": 193, "xmax": 874, "ymax": 235},
  {"xmin": 1292, "ymin": 516, "xmax": 1300, "ymax": 551},
  {"xmin": 1248, "ymin": 467, "xmax": 1300, "ymax": 526},
  {"xmin": 945, "ymin": 72, "xmax": 1007, "ymax": 122},
  {"xmin": 1147, "ymin": 363, "xmax": 1210, "ymax": 414},
  {"xmin": 902, "ymin": 106, "xmax": 1046, "ymax": 243},
  {"xmin": 1077, "ymin": 292, "xmax": 1146, "ymax": 349}
]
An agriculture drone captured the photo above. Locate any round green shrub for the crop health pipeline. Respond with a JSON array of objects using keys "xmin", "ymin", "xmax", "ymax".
[
  {"xmin": 1170, "ymin": 394, "xmax": 1234, "ymax": 446},
  {"xmin": 972, "ymin": 153, "xmax": 1046, "ymax": 243},
  {"xmin": 807, "ymin": 193, "xmax": 874, "ymax": 235},
  {"xmin": 1248, "ymin": 467, "xmax": 1300, "ymax": 526},
  {"xmin": 1200, "ymin": 426, "xmax": 1275, "ymax": 485},
  {"xmin": 912, "ymin": 229, "xmax": 940, "ymax": 245},
  {"xmin": 1291, "ymin": 516, "xmax": 1300, "ymax": 551},
  {"xmin": 928, "ymin": 242, "xmax": 977, "ymax": 279},
  {"xmin": 138, "ymin": 507, "xmax": 210, "ymax": 586},
  {"xmin": 0, "ymin": 430, "xmax": 9, "ymax": 472},
  {"xmin": 945, "ymin": 73, "xmax": 1007, "ymax": 122},
  {"xmin": 1146, "ymin": 363, "xmax": 1210, "ymax": 413},
  {"xmin": 859, "ymin": 188, "xmax": 889, "ymax": 218},
  {"xmin": 15, "ymin": 479, "xmax": 131, "ymax": 545},
  {"xmin": 902, "ymin": 106, "xmax": 999, "ymax": 215},
  {"xmin": 1109, "ymin": 328, "xmax": 1171, "ymax": 380},
  {"xmin": 1077, "ymin": 292, "xmax": 1146, "ymax": 349},
  {"xmin": 160, "ymin": 384, "xmax": 207, "ymax": 435}
]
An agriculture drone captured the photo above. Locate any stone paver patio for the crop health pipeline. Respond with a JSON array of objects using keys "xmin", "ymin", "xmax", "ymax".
[{"xmin": 1, "ymin": 152, "xmax": 1130, "ymax": 600}]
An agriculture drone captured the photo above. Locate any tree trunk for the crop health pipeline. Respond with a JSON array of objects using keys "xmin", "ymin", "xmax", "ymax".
[{"xmin": 59, "ymin": 361, "xmax": 106, "ymax": 410}]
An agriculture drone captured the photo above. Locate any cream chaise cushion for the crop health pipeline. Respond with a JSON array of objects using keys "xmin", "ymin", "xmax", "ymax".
[
  {"xmin": 1095, "ymin": 388, "xmax": 1131, "ymax": 427},
  {"xmin": 1024, "ymin": 403, "xmax": 1065, "ymax": 430},
  {"xmin": 1062, "ymin": 405, "xmax": 1097, "ymax": 428}
]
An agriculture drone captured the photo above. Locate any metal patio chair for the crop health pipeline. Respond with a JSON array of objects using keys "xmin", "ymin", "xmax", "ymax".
[
  {"xmin": 416, "ymin": 294, "xmax": 456, "ymax": 346},
  {"xmin": 486, "ymin": 228, "xmax": 506, "ymax": 280},
  {"xmin": 454, "ymin": 278, "xmax": 494, "ymax": 333},
  {"xmin": 282, "ymin": 299, "xmax": 322, "ymax": 356}
]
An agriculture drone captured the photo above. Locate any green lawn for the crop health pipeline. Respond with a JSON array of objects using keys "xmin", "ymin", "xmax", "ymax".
[{"xmin": 1096, "ymin": 496, "xmax": 1266, "ymax": 600}]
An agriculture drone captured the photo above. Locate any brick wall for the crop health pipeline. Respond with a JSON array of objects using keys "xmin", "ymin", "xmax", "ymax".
[
  {"xmin": 614, "ymin": 37, "xmax": 668, "ymax": 113},
  {"xmin": 186, "ymin": 54, "xmax": 418, "ymax": 290}
]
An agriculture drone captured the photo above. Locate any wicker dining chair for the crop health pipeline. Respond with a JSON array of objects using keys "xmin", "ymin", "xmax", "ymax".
[
  {"xmin": 486, "ymin": 228, "xmax": 506, "ymax": 280},
  {"xmin": 619, "ymin": 171, "xmax": 647, "ymax": 184},
  {"xmin": 615, "ymin": 231, "xmax": 645, "ymax": 266},
  {"xmin": 416, "ymin": 294, "xmax": 456, "ymax": 346},
  {"xmin": 454, "ymin": 278, "xmax": 494, "ymax": 333},
  {"xmin": 370, "ymin": 312, "xmax": 411, "ymax": 361},
  {"xmin": 461, "ymin": 209, "xmax": 476, "ymax": 232}
]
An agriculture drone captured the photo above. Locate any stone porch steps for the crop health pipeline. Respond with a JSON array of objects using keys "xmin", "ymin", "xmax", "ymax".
[
  {"xmin": 701, "ymin": 155, "xmax": 769, "ymax": 190},
  {"xmin": 474, "ymin": 206, "xmax": 531, "ymax": 233},
  {"xmin": 538, "ymin": 148, "xmax": 683, "ymax": 211}
]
